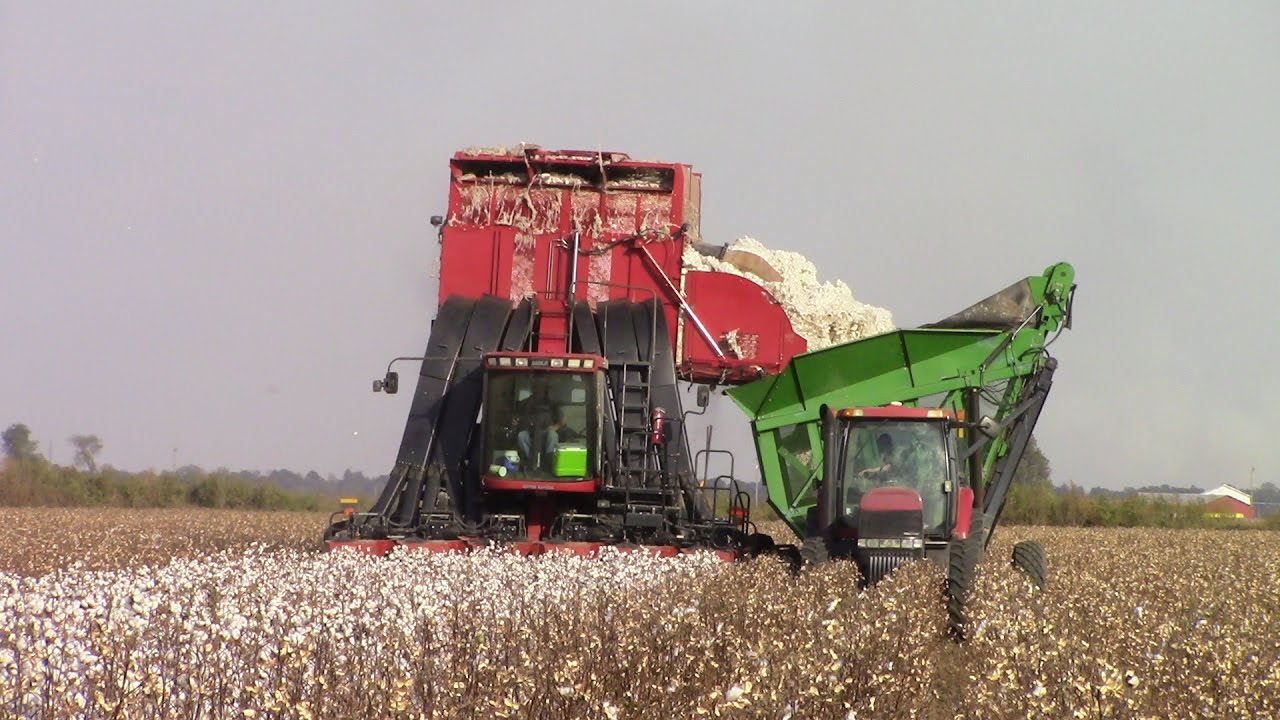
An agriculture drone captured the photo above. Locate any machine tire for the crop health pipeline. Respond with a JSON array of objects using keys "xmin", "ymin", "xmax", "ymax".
[
  {"xmin": 772, "ymin": 545, "xmax": 803, "ymax": 574},
  {"xmin": 1011, "ymin": 540, "xmax": 1048, "ymax": 589},
  {"xmin": 945, "ymin": 542, "xmax": 975, "ymax": 642},
  {"xmin": 712, "ymin": 527, "xmax": 749, "ymax": 552},
  {"xmin": 322, "ymin": 519, "xmax": 346, "ymax": 543},
  {"xmin": 799, "ymin": 536, "xmax": 830, "ymax": 566},
  {"xmin": 946, "ymin": 515, "xmax": 985, "ymax": 642},
  {"xmin": 744, "ymin": 532, "xmax": 776, "ymax": 557}
]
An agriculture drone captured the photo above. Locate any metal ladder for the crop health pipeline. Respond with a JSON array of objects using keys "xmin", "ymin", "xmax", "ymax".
[{"xmin": 614, "ymin": 361, "xmax": 661, "ymax": 489}]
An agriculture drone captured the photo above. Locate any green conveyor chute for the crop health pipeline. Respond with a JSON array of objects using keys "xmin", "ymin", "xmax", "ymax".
[{"xmin": 729, "ymin": 262, "xmax": 1075, "ymax": 536}]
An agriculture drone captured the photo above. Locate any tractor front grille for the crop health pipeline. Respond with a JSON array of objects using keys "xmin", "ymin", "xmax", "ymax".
[
  {"xmin": 858, "ymin": 549, "xmax": 918, "ymax": 585},
  {"xmin": 860, "ymin": 509, "xmax": 923, "ymax": 539}
]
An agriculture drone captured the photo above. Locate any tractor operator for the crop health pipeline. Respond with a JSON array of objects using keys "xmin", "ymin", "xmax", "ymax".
[
  {"xmin": 516, "ymin": 386, "xmax": 566, "ymax": 472},
  {"xmin": 854, "ymin": 431, "xmax": 947, "ymax": 533},
  {"xmin": 856, "ymin": 433, "xmax": 900, "ymax": 479}
]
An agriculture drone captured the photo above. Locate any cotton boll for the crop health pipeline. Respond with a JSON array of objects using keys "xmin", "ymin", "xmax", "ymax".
[{"xmin": 682, "ymin": 236, "xmax": 894, "ymax": 351}]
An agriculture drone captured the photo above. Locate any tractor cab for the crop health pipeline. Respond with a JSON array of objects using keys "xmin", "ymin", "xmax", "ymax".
[
  {"xmin": 480, "ymin": 352, "xmax": 606, "ymax": 491},
  {"xmin": 813, "ymin": 405, "xmax": 974, "ymax": 583}
]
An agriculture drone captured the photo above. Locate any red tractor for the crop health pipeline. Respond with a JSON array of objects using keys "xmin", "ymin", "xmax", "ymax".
[{"xmin": 728, "ymin": 261, "xmax": 1075, "ymax": 637}]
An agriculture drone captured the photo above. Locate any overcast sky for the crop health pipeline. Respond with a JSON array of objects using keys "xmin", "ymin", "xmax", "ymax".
[{"xmin": 3, "ymin": 3, "xmax": 1277, "ymax": 491}]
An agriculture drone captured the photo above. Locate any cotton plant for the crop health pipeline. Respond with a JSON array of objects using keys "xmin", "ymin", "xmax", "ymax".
[{"xmin": 1, "ymin": 515, "xmax": 1279, "ymax": 719}]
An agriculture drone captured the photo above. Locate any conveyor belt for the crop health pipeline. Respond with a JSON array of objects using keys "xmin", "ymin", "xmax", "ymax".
[
  {"xmin": 370, "ymin": 296, "xmax": 513, "ymax": 528},
  {"xmin": 429, "ymin": 295, "xmax": 514, "ymax": 523},
  {"xmin": 570, "ymin": 301, "xmax": 616, "ymax": 467},
  {"xmin": 370, "ymin": 296, "xmax": 475, "ymax": 524}
]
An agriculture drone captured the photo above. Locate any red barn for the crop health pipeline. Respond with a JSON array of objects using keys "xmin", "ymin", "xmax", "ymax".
[{"xmin": 1202, "ymin": 485, "xmax": 1255, "ymax": 520}]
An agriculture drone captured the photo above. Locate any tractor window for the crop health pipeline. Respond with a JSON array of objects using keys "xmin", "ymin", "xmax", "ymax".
[
  {"xmin": 774, "ymin": 424, "xmax": 818, "ymax": 509},
  {"xmin": 484, "ymin": 369, "xmax": 599, "ymax": 480},
  {"xmin": 841, "ymin": 420, "xmax": 950, "ymax": 534}
]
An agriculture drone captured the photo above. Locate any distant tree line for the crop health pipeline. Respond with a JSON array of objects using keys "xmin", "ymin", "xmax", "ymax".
[
  {"xmin": 1003, "ymin": 438, "xmax": 1280, "ymax": 529},
  {"xmin": 0, "ymin": 423, "xmax": 387, "ymax": 511},
  {"xmin": 5, "ymin": 422, "xmax": 1277, "ymax": 528}
]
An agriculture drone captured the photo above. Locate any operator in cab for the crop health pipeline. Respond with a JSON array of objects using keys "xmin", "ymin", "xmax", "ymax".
[
  {"xmin": 515, "ymin": 381, "xmax": 566, "ymax": 472},
  {"xmin": 518, "ymin": 406, "xmax": 566, "ymax": 471},
  {"xmin": 860, "ymin": 431, "xmax": 943, "ymax": 483},
  {"xmin": 857, "ymin": 433, "xmax": 900, "ymax": 479},
  {"xmin": 848, "ymin": 428, "xmax": 947, "ymax": 533}
]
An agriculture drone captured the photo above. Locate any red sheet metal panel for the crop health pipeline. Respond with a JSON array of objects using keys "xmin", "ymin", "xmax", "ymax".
[
  {"xmin": 435, "ymin": 147, "xmax": 806, "ymax": 381},
  {"xmin": 681, "ymin": 270, "xmax": 807, "ymax": 382},
  {"xmin": 326, "ymin": 539, "xmax": 397, "ymax": 556},
  {"xmin": 953, "ymin": 487, "xmax": 975, "ymax": 540},
  {"xmin": 543, "ymin": 541, "xmax": 604, "ymax": 557},
  {"xmin": 440, "ymin": 148, "xmax": 691, "ymax": 309},
  {"xmin": 402, "ymin": 540, "xmax": 470, "ymax": 554},
  {"xmin": 860, "ymin": 487, "xmax": 925, "ymax": 512}
]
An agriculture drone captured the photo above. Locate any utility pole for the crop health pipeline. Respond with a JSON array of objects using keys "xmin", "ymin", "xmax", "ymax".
[{"xmin": 171, "ymin": 447, "xmax": 178, "ymax": 471}]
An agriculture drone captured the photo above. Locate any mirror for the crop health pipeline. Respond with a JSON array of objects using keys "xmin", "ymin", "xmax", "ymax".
[
  {"xmin": 977, "ymin": 416, "xmax": 997, "ymax": 439},
  {"xmin": 374, "ymin": 371, "xmax": 400, "ymax": 394},
  {"xmin": 696, "ymin": 385, "xmax": 711, "ymax": 408}
]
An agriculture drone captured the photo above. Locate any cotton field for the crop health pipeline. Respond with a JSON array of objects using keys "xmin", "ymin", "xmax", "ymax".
[
  {"xmin": 2, "ymin": 511, "xmax": 1278, "ymax": 719},
  {"xmin": 0, "ymin": 508, "xmax": 327, "ymax": 576}
]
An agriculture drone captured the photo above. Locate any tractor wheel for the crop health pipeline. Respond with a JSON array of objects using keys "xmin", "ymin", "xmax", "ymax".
[
  {"xmin": 946, "ymin": 516, "xmax": 985, "ymax": 642},
  {"xmin": 744, "ymin": 532, "xmax": 776, "ymax": 557},
  {"xmin": 772, "ymin": 545, "xmax": 803, "ymax": 574},
  {"xmin": 712, "ymin": 527, "xmax": 749, "ymax": 552},
  {"xmin": 799, "ymin": 536, "xmax": 829, "ymax": 566},
  {"xmin": 1011, "ymin": 540, "xmax": 1048, "ymax": 589},
  {"xmin": 322, "ymin": 520, "xmax": 346, "ymax": 542},
  {"xmin": 945, "ymin": 540, "xmax": 975, "ymax": 641}
]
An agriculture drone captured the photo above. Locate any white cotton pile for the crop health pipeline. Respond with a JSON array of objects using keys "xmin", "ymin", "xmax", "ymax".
[
  {"xmin": 0, "ymin": 547, "xmax": 727, "ymax": 716},
  {"xmin": 683, "ymin": 237, "xmax": 895, "ymax": 351}
]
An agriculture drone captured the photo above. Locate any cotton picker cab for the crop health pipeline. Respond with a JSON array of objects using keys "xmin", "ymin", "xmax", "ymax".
[{"xmin": 730, "ymin": 261, "xmax": 1075, "ymax": 638}]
